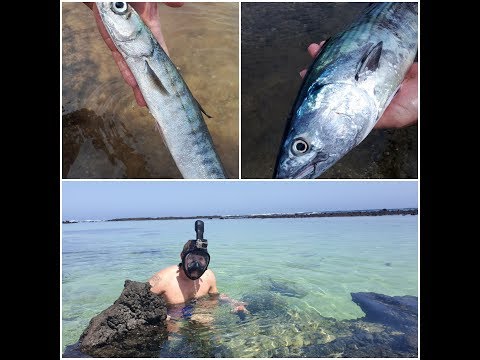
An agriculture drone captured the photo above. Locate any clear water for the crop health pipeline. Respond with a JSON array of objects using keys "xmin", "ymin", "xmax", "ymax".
[{"xmin": 62, "ymin": 216, "xmax": 417, "ymax": 356}]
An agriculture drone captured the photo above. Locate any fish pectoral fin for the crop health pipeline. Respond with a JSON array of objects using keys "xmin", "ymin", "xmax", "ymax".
[
  {"xmin": 144, "ymin": 59, "xmax": 169, "ymax": 95},
  {"xmin": 195, "ymin": 98, "xmax": 212, "ymax": 118},
  {"xmin": 355, "ymin": 41, "xmax": 383, "ymax": 81}
]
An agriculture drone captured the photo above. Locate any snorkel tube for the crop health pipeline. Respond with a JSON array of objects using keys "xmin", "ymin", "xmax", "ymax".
[
  {"xmin": 195, "ymin": 220, "xmax": 206, "ymax": 248},
  {"xmin": 180, "ymin": 220, "xmax": 210, "ymax": 280}
]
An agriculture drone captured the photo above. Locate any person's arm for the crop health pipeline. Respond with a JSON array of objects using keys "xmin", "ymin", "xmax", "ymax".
[
  {"xmin": 149, "ymin": 271, "xmax": 173, "ymax": 320},
  {"xmin": 218, "ymin": 294, "xmax": 249, "ymax": 313},
  {"xmin": 84, "ymin": 2, "xmax": 184, "ymax": 106},
  {"xmin": 148, "ymin": 272, "xmax": 166, "ymax": 295},
  {"xmin": 206, "ymin": 270, "xmax": 248, "ymax": 313},
  {"xmin": 300, "ymin": 41, "xmax": 418, "ymax": 129}
]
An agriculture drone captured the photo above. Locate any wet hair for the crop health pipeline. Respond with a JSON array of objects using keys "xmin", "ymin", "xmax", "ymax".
[
  {"xmin": 181, "ymin": 240, "xmax": 193, "ymax": 259},
  {"xmin": 179, "ymin": 240, "xmax": 209, "ymax": 266}
]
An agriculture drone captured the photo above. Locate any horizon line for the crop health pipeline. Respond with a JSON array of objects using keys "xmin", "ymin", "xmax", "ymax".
[{"xmin": 63, "ymin": 207, "xmax": 418, "ymax": 223}]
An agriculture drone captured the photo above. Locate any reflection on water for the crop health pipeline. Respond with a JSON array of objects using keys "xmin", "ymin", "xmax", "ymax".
[
  {"xmin": 241, "ymin": 2, "xmax": 418, "ymax": 179},
  {"xmin": 62, "ymin": 3, "xmax": 239, "ymax": 178}
]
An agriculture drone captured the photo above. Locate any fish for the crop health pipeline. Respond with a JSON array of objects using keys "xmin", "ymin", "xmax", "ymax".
[
  {"xmin": 96, "ymin": 2, "xmax": 227, "ymax": 179},
  {"xmin": 274, "ymin": 2, "xmax": 418, "ymax": 179}
]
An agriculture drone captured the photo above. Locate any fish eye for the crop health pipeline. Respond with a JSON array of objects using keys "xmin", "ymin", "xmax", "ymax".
[
  {"xmin": 292, "ymin": 138, "xmax": 309, "ymax": 155},
  {"xmin": 111, "ymin": 2, "xmax": 128, "ymax": 15}
]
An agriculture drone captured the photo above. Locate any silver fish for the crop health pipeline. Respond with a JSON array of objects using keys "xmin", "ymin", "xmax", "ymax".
[
  {"xmin": 96, "ymin": 2, "xmax": 226, "ymax": 179},
  {"xmin": 274, "ymin": 2, "xmax": 418, "ymax": 179}
]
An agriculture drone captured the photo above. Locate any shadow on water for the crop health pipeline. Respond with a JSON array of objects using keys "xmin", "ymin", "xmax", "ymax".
[
  {"xmin": 62, "ymin": 3, "xmax": 239, "ymax": 178},
  {"xmin": 241, "ymin": 2, "xmax": 418, "ymax": 179}
]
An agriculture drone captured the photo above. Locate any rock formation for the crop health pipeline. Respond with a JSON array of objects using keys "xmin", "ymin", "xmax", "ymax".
[{"xmin": 63, "ymin": 280, "xmax": 168, "ymax": 358}]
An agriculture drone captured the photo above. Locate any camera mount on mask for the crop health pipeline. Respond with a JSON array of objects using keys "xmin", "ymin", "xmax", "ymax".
[{"xmin": 195, "ymin": 220, "xmax": 208, "ymax": 249}]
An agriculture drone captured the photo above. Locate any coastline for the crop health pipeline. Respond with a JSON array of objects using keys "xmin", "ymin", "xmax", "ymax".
[{"xmin": 63, "ymin": 208, "xmax": 418, "ymax": 224}]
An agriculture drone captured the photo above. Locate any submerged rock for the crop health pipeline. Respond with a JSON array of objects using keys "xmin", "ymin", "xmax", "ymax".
[
  {"xmin": 241, "ymin": 291, "xmax": 289, "ymax": 316},
  {"xmin": 351, "ymin": 292, "xmax": 418, "ymax": 329},
  {"xmin": 63, "ymin": 280, "xmax": 168, "ymax": 358},
  {"xmin": 263, "ymin": 277, "xmax": 307, "ymax": 298},
  {"xmin": 303, "ymin": 326, "xmax": 417, "ymax": 358},
  {"xmin": 302, "ymin": 292, "xmax": 418, "ymax": 358},
  {"xmin": 63, "ymin": 282, "xmax": 417, "ymax": 358}
]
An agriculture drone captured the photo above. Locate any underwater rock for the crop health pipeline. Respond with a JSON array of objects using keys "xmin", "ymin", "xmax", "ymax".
[
  {"xmin": 63, "ymin": 280, "xmax": 168, "ymax": 358},
  {"xmin": 303, "ymin": 327, "xmax": 416, "ymax": 358},
  {"xmin": 351, "ymin": 292, "xmax": 417, "ymax": 329},
  {"xmin": 241, "ymin": 291, "xmax": 289, "ymax": 316},
  {"xmin": 301, "ymin": 292, "xmax": 418, "ymax": 357},
  {"xmin": 263, "ymin": 277, "xmax": 307, "ymax": 298},
  {"xmin": 63, "ymin": 284, "xmax": 418, "ymax": 358}
]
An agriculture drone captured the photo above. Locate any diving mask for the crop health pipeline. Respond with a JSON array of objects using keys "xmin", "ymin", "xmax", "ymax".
[{"xmin": 181, "ymin": 220, "xmax": 210, "ymax": 280}]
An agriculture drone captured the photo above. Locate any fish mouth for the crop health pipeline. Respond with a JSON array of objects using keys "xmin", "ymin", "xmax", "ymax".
[
  {"xmin": 275, "ymin": 160, "xmax": 322, "ymax": 179},
  {"xmin": 293, "ymin": 164, "xmax": 316, "ymax": 179},
  {"xmin": 292, "ymin": 152, "xmax": 332, "ymax": 179},
  {"xmin": 274, "ymin": 152, "xmax": 332, "ymax": 179}
]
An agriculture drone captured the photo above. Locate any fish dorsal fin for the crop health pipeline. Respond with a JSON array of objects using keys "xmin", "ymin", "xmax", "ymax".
[
  {"xmin": 144, "ymin": 59, "xmax": 169, "ymax": 95},
  {"xmin": 195, "ymin": 98, "xmax": 212, "ymax": 118},
  {"xmin": 355, "ymin": 41, "xmax": 383, "ymax": 81}
]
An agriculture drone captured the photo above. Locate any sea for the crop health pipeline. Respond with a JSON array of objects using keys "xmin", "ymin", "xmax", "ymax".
[{"xmin": 62, "ymin": 215, "xmax": 418, "ymax": 357}]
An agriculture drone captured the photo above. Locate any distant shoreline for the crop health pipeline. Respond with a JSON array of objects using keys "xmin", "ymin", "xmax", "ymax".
[{"xmin": 63, "ymin": 208, "xmax": 418, "ymax": 224}]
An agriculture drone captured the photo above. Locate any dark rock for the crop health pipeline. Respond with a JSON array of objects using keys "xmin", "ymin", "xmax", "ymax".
[
  {"xmin": 64, "ymin": 280, "xmax": 168, "ymax": 358},
  {"xmin": 303, "ymin": 326, "xmax": 417, "ymax": 358},
  {"xmin": 301, "ymin": 293, "xmax": 418, "ymax": 358},
  {"xmin": 62, "ymin": 342, "xmax": 91, "ymax": 358},
  {"xmin": 263, "ymin": 277, "xmax": 307, "ymax": 298},
  {"xmin": 351, "ymin": 292, "xmax": 417, "ymax": 329},
  {"xmin": 64, "ymin": 283, "xmax": 418, "ymax": 358},
  {"xmin": 241, "ymin": 291, "xmax": 289, "ymax": 316}
]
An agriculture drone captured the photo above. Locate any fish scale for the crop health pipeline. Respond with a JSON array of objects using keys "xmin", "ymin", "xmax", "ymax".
[
  {"xmin": 97, "ymin": 2, "xmax": 226, "ymax": 179},
  {"xmin": 274, "ymin": 2, "xmax": 417, "ymax": 179}
]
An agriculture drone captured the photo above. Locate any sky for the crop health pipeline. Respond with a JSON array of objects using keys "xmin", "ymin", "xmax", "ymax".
[{"xmin": 61, "ymin": 181, "xmax": 418, "ymax": 220}]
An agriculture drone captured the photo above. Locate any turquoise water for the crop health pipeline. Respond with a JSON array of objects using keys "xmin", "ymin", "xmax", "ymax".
[{"xmin": 62, "ymin": 216, "xmax": 418, "ymax": 356}]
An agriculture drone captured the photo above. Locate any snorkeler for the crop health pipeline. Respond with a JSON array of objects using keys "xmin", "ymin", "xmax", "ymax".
[{"xmin": 148, "ymin": 220, "xmax": 248, "ymax": 321}]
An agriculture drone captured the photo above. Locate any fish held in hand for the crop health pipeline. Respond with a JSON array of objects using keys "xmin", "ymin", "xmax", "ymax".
[
  {"xmin": 97, "ymin": 2, "xmax": 227, "ymax": 179},
  {"xmin": 274, "ymin": 2, "xmax": 418, "ymax": 179}
]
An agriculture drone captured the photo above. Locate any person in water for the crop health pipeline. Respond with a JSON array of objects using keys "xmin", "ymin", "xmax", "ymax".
[{"xmin": 148, "ymin": 220, "xmax": 248, "ymax": 321}]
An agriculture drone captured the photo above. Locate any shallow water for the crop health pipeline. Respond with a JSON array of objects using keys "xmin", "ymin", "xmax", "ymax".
[
  {"xmin": 62, "ymin": 216, "xmax": 418, "ymax": 356},
  {"xmin": 241, "ymin": 2, "xmax": 418, "ymax": 179},
  {"xmin": 62, "ymin": 3, "xmax": 239, "ymax": 178}
]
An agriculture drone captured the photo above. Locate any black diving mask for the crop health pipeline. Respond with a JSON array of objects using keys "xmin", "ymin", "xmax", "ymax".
[{"xmin": 181, "ymin": 220, "xmax": 210, "ymax": 280}]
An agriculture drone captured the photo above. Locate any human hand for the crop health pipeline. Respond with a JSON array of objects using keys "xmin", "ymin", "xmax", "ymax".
[
  {"xmin": 233, "ymin": 304, "xmax": 249, "ymax": 314},
  {"xmin": 300, "ymin": 41, "xmax": 418, "ymax": 129},
  {"xmin": 84, "ymin": 2, "xmax": 184, "ymax": 106},
  {"xmin": 219, "ymin": 294, "xmax": 249, "ymax": 313}
]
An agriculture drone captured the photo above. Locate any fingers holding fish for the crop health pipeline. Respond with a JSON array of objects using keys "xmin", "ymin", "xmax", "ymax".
[
  {"xmin": 299, "ymin": 38, "xmax": 418, "ymax": 130},
  {"xmin": 64, "ymin": 2, "xmax": 238, "ymax": 178},
  {"xmin": 374, "ymin": 62, "xmax": 418, "ymax": 129},
  {"xmin": 307, "ymin": 40, "xmax": 325, "ymax": 58},
  {"xmin": 95, "ymin": 2, "xmax": 228, "ymax": 178},
  {"xmin": 274, "ymin": 2, "xmax": 418, "ymax": 179},
  {"xmin": 299, "ymin": 41, "xmax": 326, "ymax": 78}
]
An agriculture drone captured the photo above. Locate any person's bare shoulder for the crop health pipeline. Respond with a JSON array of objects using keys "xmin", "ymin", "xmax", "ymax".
[
  {"xmin": 203, "ymin": 269, "xmax": 218, "ymax": 293},
  {"xmin": 203, "ymin": 268, "xmax": 215, "ymax": 279},
  {"xmin": 149, "ymin": 265, "xmax": 178, "ymax": 294}
]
